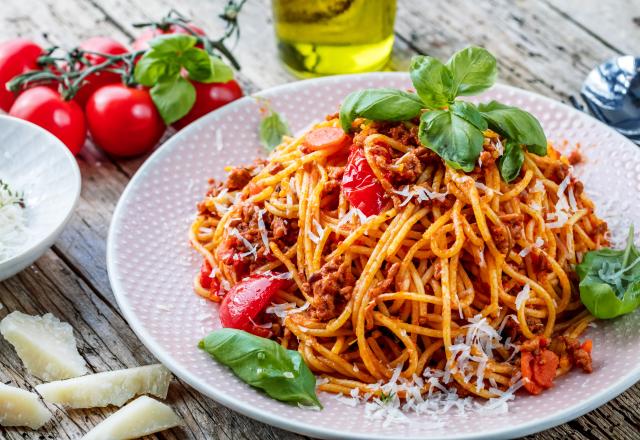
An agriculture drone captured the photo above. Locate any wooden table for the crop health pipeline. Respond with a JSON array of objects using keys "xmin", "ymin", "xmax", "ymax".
[{"xmin": 1, "ymin": 0, "xmax": 639, "ymax": 438}]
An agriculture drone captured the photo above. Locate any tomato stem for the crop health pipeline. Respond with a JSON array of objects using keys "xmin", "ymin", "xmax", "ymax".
[{"xmin": 6, "ymin": 4, "xmax": 245, "ymax": 101}]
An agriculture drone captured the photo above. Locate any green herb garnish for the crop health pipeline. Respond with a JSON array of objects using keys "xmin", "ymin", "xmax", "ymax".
[
  {"xmin": 0, "ymin": 179, "xmax": 25, "ymax": 209},
  {"xmin": 577, "ymin": 226, "xmax": 640, "ymax": 319},
  {"xmin": 339, "ymin": 46, "xmax": 547, "ymax": 181},
  {"xmin": 135, "ymin": 34, "xmax": 234, "ymax": 124},
  {"xmin": 259, "ymin": 108, "xmax": 291, "ymax": 151},
  {"xmin": 199, "ymin": 329, "xmax": 322, "ymax": 408}
]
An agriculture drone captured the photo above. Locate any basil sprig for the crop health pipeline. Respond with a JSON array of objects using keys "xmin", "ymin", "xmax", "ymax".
[
  {"xmin": 259, "ymin": 108, "xmax": 291, "ymax": 151},
  {"xmin": 134, "ymin": 34, "xmax": 234, "ymax": 125},
  {"xmin": 339, "ymin": 46, "xmax": 547, "ymax": 180},
  {"xmin": 199, "ymin": 329, "xmax": 322, "ymax": 408},
  {"xmin": 577, "ymin": 227, "xmax": 640, "ymax": 319},
  {"xmin": 339, "ymin": 88, "xmax": 423, "ymax": 133}
]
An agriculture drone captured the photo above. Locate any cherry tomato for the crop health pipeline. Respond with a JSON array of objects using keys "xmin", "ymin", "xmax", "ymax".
[
  {"xmin": 9, "ymin": 86, "xmax": 86, "ymax": 155},
  {"xmin": 199, "ymin": 260, "xmax": 222, "ymax": 301},
  {"xmin": 303, "ymin": 127, "xmax": 350, "ymax": 154},
  {"xmin": 86, "ymin": 84, "xmax": 165, "ymax": 157},
  {"xmin": 219, "ymin": 274, "xmax": 288, "ymax": 337},
  {"xmin": 132, "ymin": 23, "xmax": 206, "ymax": 51},
  {"xmin": 531, "ymin": 349, "xmax": 559, "ymax": 388},
  {"xmin": 0, "ymin": 39, "xmax": 43, "ymax": 111},
  {"xmin": 173, "ymin": 79, "xmax": 243, "ymax": 130},
  {"xmin": 74, "ymin": 37, "xmax": 128, "ymax": 107},
  {"xmin": 520, "ymin": 351, "xmax": 543, "ymax": 395},
  {"xmin": 521, "ymin": 348, "xmax": 559, "ymax": 395},
  {"xmin": 342, "ymin": 146, "xmax": 386, "ymax": 217}
]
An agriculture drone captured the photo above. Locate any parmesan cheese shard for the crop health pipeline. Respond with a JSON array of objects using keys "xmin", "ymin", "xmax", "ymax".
[
  {"xmin": 0, "ymin": 383, "xmax": 51, "ymax": 429},
  {"xmin": 82, "ymin": 396, "xmax": 181, "ymax": 440},
  {"xmin": 0, "ymin": 311, "xmax": 87, "ymax": 381},
  {"xmin": 36, "ymin": 364, "xmax": 172, "ymax": 409}
]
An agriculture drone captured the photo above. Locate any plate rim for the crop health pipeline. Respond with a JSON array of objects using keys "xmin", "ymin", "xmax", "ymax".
[{"xmin": 107, "ymin": 72, "xmax": 640, "ymax": 440}]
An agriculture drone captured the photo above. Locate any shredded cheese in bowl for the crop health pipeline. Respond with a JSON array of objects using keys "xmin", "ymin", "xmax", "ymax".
[{"xmin": 0, "ymin": 179, "xmax": 28, "ymax": 262}]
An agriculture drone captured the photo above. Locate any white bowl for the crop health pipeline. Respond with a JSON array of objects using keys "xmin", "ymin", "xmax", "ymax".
[{"xmin": 0, "ymin": 116, "xmax": 81, "ymax": 281}]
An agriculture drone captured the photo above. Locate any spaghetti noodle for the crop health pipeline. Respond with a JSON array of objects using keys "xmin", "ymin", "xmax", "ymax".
[{"xmin": 190, "ymin": 114, "xmax": 606, "ymax": 403}]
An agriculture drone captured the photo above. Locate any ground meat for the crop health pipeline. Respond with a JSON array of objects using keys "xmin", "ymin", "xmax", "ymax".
[
  {"xmin": 567, "ymin": 148, "xmax": 583, "ymax": 165},
  {"xmin": 548, "ymin": 161, "xmax": 570, "ymax": 184},
  {"xmin": 387, "ymin": 124, "xmax": 420, "ymax": 146},
  {"xmin": 321, "ymin": 166, "xmax": 344, "ymax": 199},
  {"xmin": 271, "ymin": 216, "xmax": 288, "ymax": 239},
  {"xmin": 226, "ymin": 167, "xmax": 253, "ymax": 190},
  {"xmin": 222, "ymin": 205, "xmax": 299, "ymax": 277},
  {"xmin": 489, "ymin": 222, "xmax": 511, "ymax": 254},
  {"xmin": 373, "ymin": 121, "xmax": 420, "ymax": 146},
  {"xmin": 306, "ymin": 256, "xmax": 356, "ymax": 321},
  {"xmin": 198, "ymin": 179, "xmax": 225, "ymax": 214},
  {"xmin": 369, "ymin": 263, "xmax": 400, "ymax": 298},
  {"xmin": 479, "ymin": 150, "xmax": 496, "ymax": 168},
  {"xmin": 500, "ymin": 213, "xmax": 524, "ymax": 241},
  {"xmin": 549, "ymin": 336, "xmax": 593, "ymax": 373},
  {"xmin": 390, "ymin": 150, "xmax": 423, "ymax": 184}
]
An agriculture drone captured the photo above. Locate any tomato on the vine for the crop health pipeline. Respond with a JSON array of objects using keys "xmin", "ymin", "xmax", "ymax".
[
  {"xmin": 73, "ymin": 37, "xmax": 129, "ymax": 107},
  {"xmin": 173, "ymin": 79, "xmax": 243, "ymax": 130},
  {"xmin": 132, "ymin": 24, "xmax": 206, "ymax": 51},
  {"xmin": 9, "ymin": 86, "xmax": 86, "ymax": 155},
  {"xmin": 0, "ymin": 39, "xmax": 43, "ymax": 111},
  {"xmin": 86, "ymin": 84, "xmax": 165, "ymax": 157}
]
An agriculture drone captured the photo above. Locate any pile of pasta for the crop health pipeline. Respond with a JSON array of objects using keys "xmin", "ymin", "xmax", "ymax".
[{"xmin": 190, "ymin": 116, "xmax": 607, "ymax": 400}]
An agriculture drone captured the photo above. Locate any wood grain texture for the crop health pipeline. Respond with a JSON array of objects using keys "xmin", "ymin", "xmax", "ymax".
[{"xmin": 0, "ymin": 0, "xmax": 638, "ymax": 439}]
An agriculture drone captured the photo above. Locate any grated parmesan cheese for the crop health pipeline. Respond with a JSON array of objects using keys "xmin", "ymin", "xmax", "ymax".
[
  {"xmin": 229, "ymin": 228, "xmax": 258, "ymax": 259},
  {"xmin": 0, "ymin": 180, "xmax": 28, "ymax": 262},
  {"xmin": 515, "ymin": 284, "xmax": 531, "ymax": 311},
  {"xmin": 474, "ymin": 182, "xmax": 502, "ymax": 196},
  {"xmin": 334, "ymin": 360, "xmax": 522, "ymax": 427},
  {"xmin": 257, "ymin": 209, "xmax": 270, "ymax": 254},
  {"xmin": 265, "ymin": 301, "xmax": 310, "ymax": 320}
]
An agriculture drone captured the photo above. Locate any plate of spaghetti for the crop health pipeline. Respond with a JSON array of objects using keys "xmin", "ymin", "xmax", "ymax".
[{"xmin": 108, "ymin": 47, "xmax": 640, "ymax": 440}]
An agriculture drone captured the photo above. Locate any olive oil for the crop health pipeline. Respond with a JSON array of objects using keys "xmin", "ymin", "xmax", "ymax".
[{"xmin": 272, "ymin": 0, "xmax": 397, "ymax": 77}]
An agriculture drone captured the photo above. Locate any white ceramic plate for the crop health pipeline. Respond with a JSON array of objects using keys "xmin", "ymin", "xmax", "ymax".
[
  {"xmin": 0, "ymin": 116, "xmax": 81, "ymax": 281},
  {"xmin": 107, "ymin": 73, "xmax": 640, "ymax": 440}
]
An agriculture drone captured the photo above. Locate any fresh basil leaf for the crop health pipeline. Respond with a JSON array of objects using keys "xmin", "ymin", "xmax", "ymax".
[
  {"xmin": 150, "ymin": 76, "xmax": 196, "ymax": 125},
  {"xmin": 180, "ymin": 48, "xmax": 213, "ymax": 81},
  {"xmin": 418, "ymin": 109, "xmax": 484, "ymax": 172},
  {"xmin": 339, "ymin": 88, "xmax": 423, "ymax": 133},
  {"xmin": 409, "ymin": 55, "xmax": 453, "ymax": 107},
  {"xmin": 199, "ymin": 329, "xmax": 322, "ymax": 408},
  {"xmin": 478, "ymin": 101, "xmax": 547, "ymax": 155},
  {"xmin": 498, "ymin": 141, "xmax": 524, "ymax": 182},
  {"xmin": 204, "ymin": 56, "xmax": 234, "ymax": 83},
  {"xmin": 446, "ymin": 46, "xmax": 497, "ymax": 97},
  {"xmin": 134, "ymin": 51, "xmax": 177, "ymax": 86},
  {"xmin": 577, "ymin": 226, "xmax": 640, "ymax": 319},
  {"xmin": 181, "ymin": 48, "xmax": 234, "ymax": 83},
  {"xmin": 450, "ymin": 101, "xmax": 487, "ymax": 131},
  {"xmin": 148, "ymin": 34, "xmax": 197, "ymax": 54},
  {"xmin": 260, "ymin": 110, "xmax": 290, "ymax": 151}
]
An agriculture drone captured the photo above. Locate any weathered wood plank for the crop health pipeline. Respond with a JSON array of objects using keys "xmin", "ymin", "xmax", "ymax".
[
  {"xmin": 394, "ymin": 0, "xmax": 623, "ymax": 102},
  {"xmin": 544, "ymin": 0, "xmax": 639, "ymax": 57}
]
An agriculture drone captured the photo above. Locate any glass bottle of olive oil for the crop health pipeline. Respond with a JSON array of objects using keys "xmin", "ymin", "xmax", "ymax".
[{"xmin": 272, "ymin": 0, "xmax": 397, "ymax": 77}]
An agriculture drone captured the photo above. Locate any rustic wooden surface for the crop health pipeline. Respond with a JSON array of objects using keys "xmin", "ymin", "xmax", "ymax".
[{"xmin": 1, "ymin": 0, "xmax": 639, "ymax": 439}]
